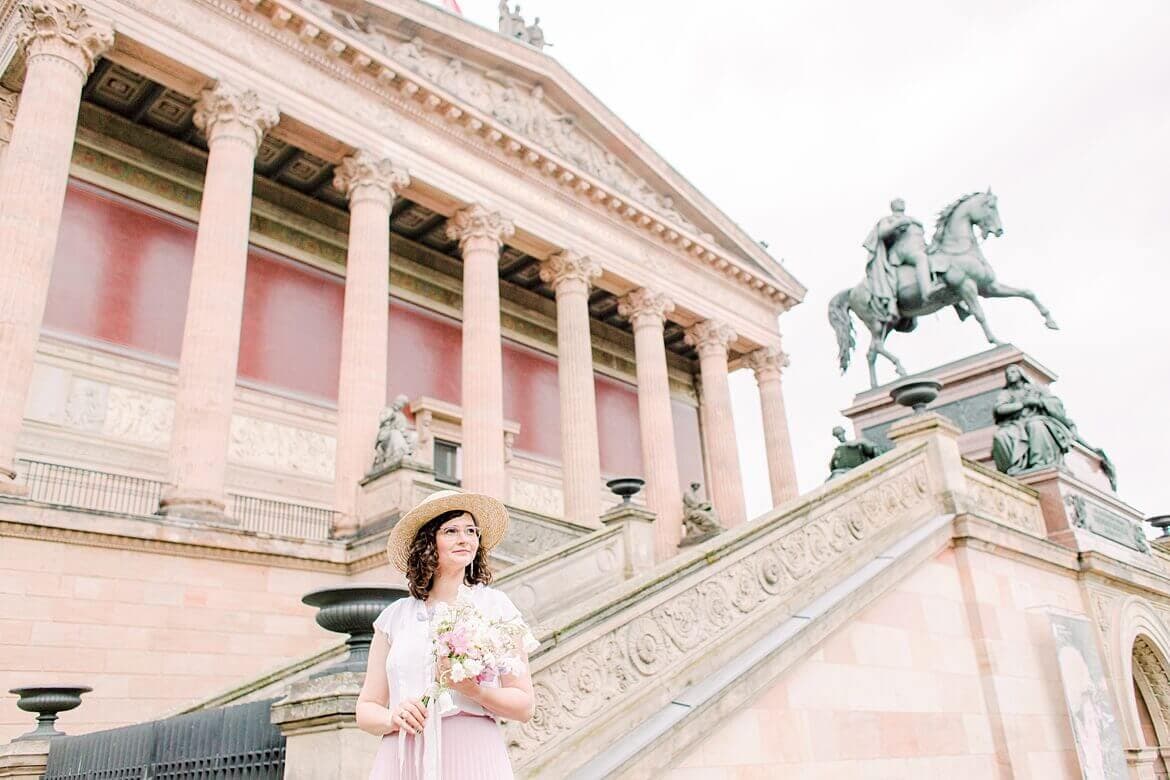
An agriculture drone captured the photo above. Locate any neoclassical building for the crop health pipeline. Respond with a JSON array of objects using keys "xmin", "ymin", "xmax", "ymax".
[{"xmin": 3, "ymin": 1, "xmax": 1170, "ymax": 778}]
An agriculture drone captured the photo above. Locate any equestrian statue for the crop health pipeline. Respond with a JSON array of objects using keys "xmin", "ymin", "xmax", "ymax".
[{"xmin": 828, "ymin": 191, "xmax": 1059, "ymax": 388}]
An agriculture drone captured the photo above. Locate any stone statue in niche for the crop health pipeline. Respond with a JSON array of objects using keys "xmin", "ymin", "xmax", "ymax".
[
  {"xmin": 370, "ymin": 395, "xmax": 418, "ymax": 473},
  {"xmin": 827, "ymin": 425, "xmax": 883, "ymax": 480},
  {"xmin": 679, "ymin": 482, "xmax": 724, "ymax": 547}
]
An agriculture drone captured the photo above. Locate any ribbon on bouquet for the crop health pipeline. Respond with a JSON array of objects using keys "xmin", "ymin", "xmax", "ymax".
[{"xmin": 397, "ymin": 687, "xmax": 454, "ymax": 780}]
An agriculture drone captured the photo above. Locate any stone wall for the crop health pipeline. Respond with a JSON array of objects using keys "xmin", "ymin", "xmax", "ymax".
[
  {"xmin": 0, "ymin": 521, "xmax": 357, "ymax": 742},
  {"xmin": 667, "ymin": 542, "xmax": 1087, "ymax": 777}
]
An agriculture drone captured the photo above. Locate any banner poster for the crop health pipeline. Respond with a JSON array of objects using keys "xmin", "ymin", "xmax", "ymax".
[{"xmin": 1049, "ymin": 612, "xmax": 1128, "ymax": 779}]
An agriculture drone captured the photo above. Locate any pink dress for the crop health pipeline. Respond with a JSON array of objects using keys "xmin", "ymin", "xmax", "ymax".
[{"xmin": 367, "ymin": 585, "xmax": 539, "ymax": 780}]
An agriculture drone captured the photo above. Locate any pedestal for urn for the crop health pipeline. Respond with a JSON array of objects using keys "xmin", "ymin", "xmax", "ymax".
[
  {"xmin": 357, "ymin": 458, "xmax": 437, "ymax": 528},
  {"xmin": 842, "ymin": 344, "xmax": 1115, "ymax": 493}
]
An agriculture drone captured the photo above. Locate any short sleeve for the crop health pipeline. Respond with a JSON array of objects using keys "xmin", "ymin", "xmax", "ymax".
[
  {"xmin": 372, "ymin": 599, "xmax": 401, "ymax": 640},
  {"xmin": 491, "ymin": 589, "xmax": 540, "ymax": 655}
]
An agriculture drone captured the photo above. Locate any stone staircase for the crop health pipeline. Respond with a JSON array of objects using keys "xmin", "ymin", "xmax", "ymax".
[{"xmin": 501, "ymin": 413, "xmax": 1046, "ymax": 777}]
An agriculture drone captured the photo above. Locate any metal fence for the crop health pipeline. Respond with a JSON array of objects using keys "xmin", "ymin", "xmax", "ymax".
[
  {"xmin": 19, "ymin": 458, "xmax": 166, "ymax": 517},
  {"xmin": 230, "ymin": 493, "xmax": 335, "ymax": 540},
  {"xmin": 42, "ymin": 698, "xmax": 285, "ymax": 779},
  {"xmin": 17, "ymin": 459, "xmax": 336, "ymax": 540}
]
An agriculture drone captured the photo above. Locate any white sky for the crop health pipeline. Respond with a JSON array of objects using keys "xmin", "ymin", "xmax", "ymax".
[{"xmin": 452, "ymin": 0, "xmax": 1170, "ymax": 518}]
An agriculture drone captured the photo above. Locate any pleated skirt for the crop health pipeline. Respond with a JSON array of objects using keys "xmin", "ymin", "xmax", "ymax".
[{"xmin": 368, "ymin": 713, "xmax": 514, "ymax": 780}]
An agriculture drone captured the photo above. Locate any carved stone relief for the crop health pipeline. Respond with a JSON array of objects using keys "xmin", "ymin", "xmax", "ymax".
[
  {"xmin": 64, "ymin": 378, "xmax": 108, "ymax": 431},
  {"xmin": 229, "ymin": 415, "xmax": 336, "ymax": 480},
  {"xmin": 509, "ymin": 476, "xmax": 563, "ymax": 519},
  {"xmin": 963, "ymin": 469, "xmax": 1046, "ymax": 537},
  {"xmin": 292, "ymin": 2, "xmax": 695, "ymax": 232},
  {"xmin": 102, "ymin": 386, "xmax": 174, "ymax": 446}
]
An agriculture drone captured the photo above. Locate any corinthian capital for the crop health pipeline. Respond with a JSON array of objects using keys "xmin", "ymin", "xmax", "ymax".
[
  {"xmin": 193, "ymin": 83, "xmax": 279, "ymax": 151},
  {"xmin": 333, "ymin": 151, "xmax": 409, "ymax": 207},
  {"xmin": 684, "ymin": 319, "xmax": 737, "ymax": 358},
  {"xmin": 17, "ymin": 0, "xmax": 114, "ymax": 76},
  {"xmin": 745, "ymin": 345, "xmax": 790, "ymax": 381},
  {"xmin": 617, "ymin": 287, "xmax": 674, "ymax": 330},
  {"xmin": 539, "ymin": 250, "xmax": 601, "ymax": 292},
  {"xmin": 445, "ymin": 204, "xmax": 515, "ymax": 252}
]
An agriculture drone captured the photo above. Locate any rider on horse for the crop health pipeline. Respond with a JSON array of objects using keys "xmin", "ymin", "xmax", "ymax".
[{"xmin": 861, "ymin": 198, "xmax": 934, "ymax": 321}]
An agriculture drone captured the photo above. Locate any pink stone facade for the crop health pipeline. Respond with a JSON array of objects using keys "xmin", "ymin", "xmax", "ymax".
[{"xmin": 670, "ymin": 545, "xmax": 1091, "ymax": 777}]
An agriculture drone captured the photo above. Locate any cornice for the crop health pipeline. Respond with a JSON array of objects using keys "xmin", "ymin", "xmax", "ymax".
[{"xmin": 210, "ymin": 0, "xmax": 801, "ymax": 311}]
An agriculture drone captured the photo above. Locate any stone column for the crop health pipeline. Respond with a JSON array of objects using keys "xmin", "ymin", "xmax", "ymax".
[
  {"xmin": 159, "ymin": 84, "xmax": 279, "ymax": 519},
  {"xmin": 539, "ymin": 250, "xmax": 603, "ymax": 526},
  {"xmin": 617, "ymin": 288, "xmax": 682, "ymax": 559},
  {"xmin": 0, "ymin": 2, "xmax": 112, "ymax": 493},
  {"xmin": 331, "ymin": 152, "xmax": 408, "ymax": 536},
  {"xmin": 746, "ymin": 345, "xmax": 799, "ymax": 505},
  {"xmin": 685, "ymin": 320, "xmax": 747, "ymax": 527},
  {"xmin": 0, "ymin": 87, "xmax": 17, "ymax": 169},
  {"xmin": 445, "ymin": 205, "xmax": 514, "ymax": 500}
]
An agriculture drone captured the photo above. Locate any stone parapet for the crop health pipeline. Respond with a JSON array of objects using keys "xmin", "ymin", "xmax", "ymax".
[
  {"xmin": 0, "ymin": 738, "xmax": 48, "ymax": 779},
  {"xmin": 271, "ymin": 672, "xmax": 378, "ymax": 780}
]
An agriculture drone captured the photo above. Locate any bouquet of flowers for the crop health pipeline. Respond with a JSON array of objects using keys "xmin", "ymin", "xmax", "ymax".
[{"xmin": 422, "ymin": 596, "xmax": 527, "ymax": 707}]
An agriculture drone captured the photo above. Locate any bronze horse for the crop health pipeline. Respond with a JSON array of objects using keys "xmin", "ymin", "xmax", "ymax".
[{"xmin": 829, "ymin": 191, "xmax": 1058, "ymax": 388}]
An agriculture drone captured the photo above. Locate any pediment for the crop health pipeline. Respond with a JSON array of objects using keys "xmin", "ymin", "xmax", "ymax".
[{"xmin": 273, "ymin": 0, "xmax": 804, "ymax": 304}]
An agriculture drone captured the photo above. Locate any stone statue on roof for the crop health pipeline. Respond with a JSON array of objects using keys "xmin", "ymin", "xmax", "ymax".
[{"xmin": 497, "ymin": 2, "xmax": 550, "ymax": 49}]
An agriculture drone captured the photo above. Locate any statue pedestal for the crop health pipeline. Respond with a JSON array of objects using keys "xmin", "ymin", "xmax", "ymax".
[
  {"xmin": 357, "ymin": 459, "xmax": 438, "ymax": 528},
  {"xmin": 1018, "ymin": 467, "xmax": 1151, "ymax": 559},
  {"xmin": 842, "ymin": 344, "xmax": 1115, "ymax": 493}
]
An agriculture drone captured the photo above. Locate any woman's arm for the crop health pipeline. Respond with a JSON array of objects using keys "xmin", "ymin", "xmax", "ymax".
[{"xmin": 356, "ymin": 631, "xmax": 428, "ymax": 736}]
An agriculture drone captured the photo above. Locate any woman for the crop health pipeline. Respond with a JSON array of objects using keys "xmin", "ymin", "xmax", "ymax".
[{"xmin": 358, "ymin": 490, "xmax": 538, "ymax": 779}]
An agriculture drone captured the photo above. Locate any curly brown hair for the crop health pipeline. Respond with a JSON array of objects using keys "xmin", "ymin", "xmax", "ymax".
[{"xmin": 405, "ymin": 510, "xmax": 493, "ymax": 601}]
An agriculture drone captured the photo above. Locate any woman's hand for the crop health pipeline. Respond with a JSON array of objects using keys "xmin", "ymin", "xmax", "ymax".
[
  {"xmin": 390, "ymin": 698, "xmax": 428, "ymax": 735},
  {"xmin": 437, "ymin": 655, "xmax": 482, "ymax": 701}
]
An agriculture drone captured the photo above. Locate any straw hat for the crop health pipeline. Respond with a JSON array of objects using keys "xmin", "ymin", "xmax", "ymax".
[{"xmin": 386, "ymin": 489, "xmax": 509, "ymax": 573}]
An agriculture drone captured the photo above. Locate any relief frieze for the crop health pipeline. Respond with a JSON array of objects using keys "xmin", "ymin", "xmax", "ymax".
[{"xmin": 294, "ymin": 0, "xmax": 697, "ymax": 233}]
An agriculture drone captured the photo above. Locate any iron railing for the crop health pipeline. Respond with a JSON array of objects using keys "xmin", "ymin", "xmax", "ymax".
[
  {"xmin": 42, "ymin": 698, "xmax": 285, "ymax": 779},
  {"xmin": 230, "ymin": 493, "xmax": 335, "ymax": 540},
  {"xmin": 19, "ymin": 458, "xmax": 166, "ymax": 517},
  {"xmin": 17, "ymin": 459, "xmax": 336, "ymax": 540}
]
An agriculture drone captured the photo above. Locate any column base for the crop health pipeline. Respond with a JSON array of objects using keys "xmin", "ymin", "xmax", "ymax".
[{"xmin": 158, "ymin": 490, "xmax": 229, "ymax": 523}]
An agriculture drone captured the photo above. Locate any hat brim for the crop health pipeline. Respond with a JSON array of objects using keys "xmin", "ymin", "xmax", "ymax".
[{"xmin": 387, "ymin": 491, "xmax": 509, "ymax": 573}]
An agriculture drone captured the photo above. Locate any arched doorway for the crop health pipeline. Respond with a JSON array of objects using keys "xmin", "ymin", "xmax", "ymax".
[{"xmin": 1132, "ymin": 635, "xmax": 1170, "ymax": 778}]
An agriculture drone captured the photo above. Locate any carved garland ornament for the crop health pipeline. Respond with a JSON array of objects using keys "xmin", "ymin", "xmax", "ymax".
[
  {"xmin": 332, "ymin": 150, "xmax": 410, "ymax": 203},
  {"xmin": 538, "ymin": 250, "xmax": 601, "ymax": 292},
  {"xmin": 616, "ymin": 288, "xmax": 674, "ymax": 329},
  {"xmin": 445, "ymin": 204, "xmax": 515, "ymax": 251},
  {"xmin": 193, "ymin": 83, "xmax": 280, "ymax": 149},
  {"xmin": 17, "ymin": 0, "xmax": 113, "ymax": 75},
  {"xmin": 745, "ymin": 346, "xmax": 790, "ymax": 382},
  {"xmin": 684, "ymin": 319, "xmax": 737, "ymax": 358},
  {"xmin": 505, "ymin": 460, "xmax": 931, "ymax": 763}
]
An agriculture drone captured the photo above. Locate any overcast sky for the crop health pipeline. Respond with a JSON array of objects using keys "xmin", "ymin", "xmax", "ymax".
[{"xmin": 453, "ymin": 0, "xmax": 1170, "ymax": 518}]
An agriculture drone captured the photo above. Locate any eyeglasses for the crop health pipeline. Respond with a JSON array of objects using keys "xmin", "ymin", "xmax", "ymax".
[{"xmin": 440, "ymin": 526, "xmax": 481, "ymax": 540}]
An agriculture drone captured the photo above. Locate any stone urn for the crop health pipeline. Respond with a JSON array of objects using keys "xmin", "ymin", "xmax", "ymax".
[
  {"xmin": 10, "ymin": 686, "xmax": 91, "ymax": 740},
  {"xmin": 302, "ymin": 586, "xmax": 408, "ymax": 677},
  {"xmin": 889, "ymin": 377, "xmax": 942, "ymax": 414},
  {"xmin": 606, "ymin": 477, "xmax": 645, "ymax": 504}
]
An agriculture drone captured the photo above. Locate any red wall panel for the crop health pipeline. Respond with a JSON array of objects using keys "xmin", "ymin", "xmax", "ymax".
[
  {"xmin": 43, "ymin": 181, "xmax": 195, "ymax": 361},
  {"xmin": 237, "ymin": 248, "xmax": 343, "ymax": 401},
  {"xmin": 501, "ymin": 341, "xmax": 561, "ymax": 460},
  {"xmin": 387, "ymin": 301, "xmax": 462, "ymax": 406},
  {"xmin": 672, "ymin": 400, "xmax": 706, "ymax": 493},
  {"xmin": 595, "ymin": 374, "xmax": 642, "ymax": 477}
]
